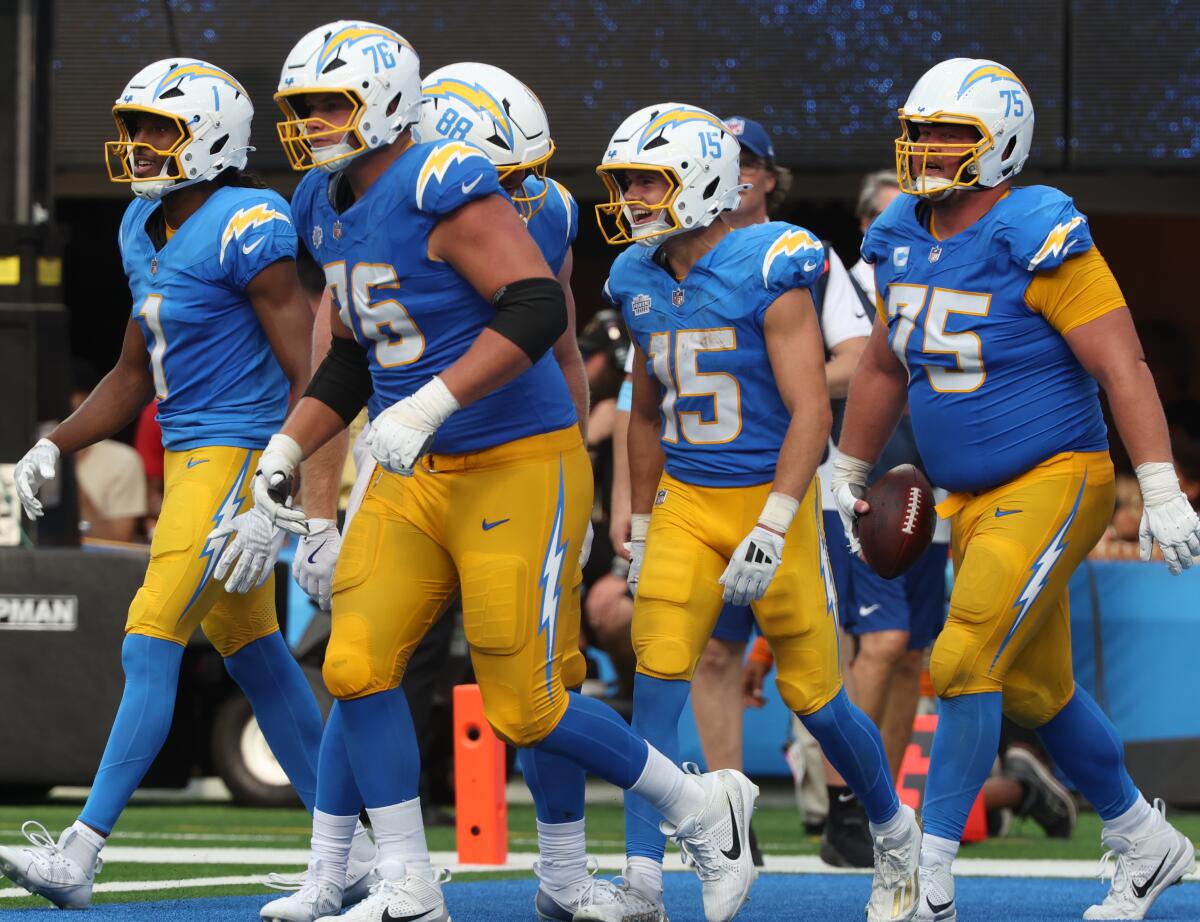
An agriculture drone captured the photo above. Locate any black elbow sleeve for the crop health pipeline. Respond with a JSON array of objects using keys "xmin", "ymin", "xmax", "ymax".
[
  {"xmin": 303, "ymin": 335, "xmax": 373, "ymax": 425},
  {"xmin": 488, "ymin": 277, "xmax": 567, "ymax": 363}
]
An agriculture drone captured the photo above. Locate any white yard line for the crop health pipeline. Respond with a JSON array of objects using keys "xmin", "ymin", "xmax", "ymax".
[{"xmin": 3, "ymin": 847, "xmax": 1196, "ymax": 886}]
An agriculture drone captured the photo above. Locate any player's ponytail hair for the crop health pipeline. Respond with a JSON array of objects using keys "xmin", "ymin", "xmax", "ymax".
[{"xmin": 215, "ymin": 167, "xmax": 268, "ymax": 190}]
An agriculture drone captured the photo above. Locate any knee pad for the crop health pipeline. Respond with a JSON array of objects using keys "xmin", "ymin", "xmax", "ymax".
[
  {"xmin": 1003, "ymin": 673, "xmax": 1074, "ymax": 728},
  {"xmin": 323, "ymin": 613, "xmax": 387, "ymax": 699}
]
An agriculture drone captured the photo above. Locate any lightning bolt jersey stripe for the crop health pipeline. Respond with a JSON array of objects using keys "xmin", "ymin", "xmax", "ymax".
[
  {"xmin": 291, "ymin": 139, "xmax": 576, "ymax": 455},
  {"xmin": 120, "ymin": 186, "xmax": 295, "ymax": 451},
  {"xmin": 862, "ymin": 186, "xmax": 1107, "ymax": 494},
  {"xmin": 605, "ymin": 221, "xmax": 824, "ymax": 487}
]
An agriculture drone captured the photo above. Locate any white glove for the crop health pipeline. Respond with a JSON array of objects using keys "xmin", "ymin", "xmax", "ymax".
[
  {"xmin": 252, "ymin": 434, "xmax": 310, "ymax": 536},
  {"xmin": 831, "ymin": 453, "xmax": 873, "ymax": 555},
  {"xmin": 208, "ymin": 505, "xmax": 287, "ymax": 594},
  {"xmin": 624, "ymin": 513, "xmax": 650, "ymax": 597},
  {"xmin": 367, "ymin": 377, "xmax": 459, "ymax": 476},
  {"xmin": 13, "ymin": 439, "xmax": 59, "ymax": 519},
  {"xmin": 579, "ymin": 521, "xmax": 595, "ymax": 569},
  {"xmin": 293, "ymin": 518, "xmax": 341, "ymax": 610},
  {"xmin": 719, "ymin": 492, "xmax": 798, "ymax": 606},
  {"xmin": 1136, "ymin": 461, "xmax": 1200, "ymax": 576}
]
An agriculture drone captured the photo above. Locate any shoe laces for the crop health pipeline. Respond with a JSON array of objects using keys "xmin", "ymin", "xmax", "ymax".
[
  {"xmin": 19, "ymin": 821, "xmax": 102, "ymax": 878},
  {"xmin": 1094, "ymin": 799, "xmax": 1171, "ymax": 902},
  {"xmin": 534, "ymin": 855, "xmax": 602, "ymax": 910},
  {"xmin": 873, "ymin": 836, "xmax": 911, "ymax": 888}
]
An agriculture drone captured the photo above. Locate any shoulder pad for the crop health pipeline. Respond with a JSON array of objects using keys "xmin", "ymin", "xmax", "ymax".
[
  {"xmin": 995, "ymin": 186, "xmax": 1093, "ymax": 272},
  {"xmin": 414, "ymin": 140, "xmax": 501, "ymax": 215},
  {"xmin": 759, "ymin": 223, "xmax": 825, "ymax": 291}
]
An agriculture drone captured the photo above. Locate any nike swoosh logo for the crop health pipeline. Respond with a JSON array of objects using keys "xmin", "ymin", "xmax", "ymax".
[
  {"xmin": 242, "ymin": 237, "xmax": 265, "ymax": 255},
  {"xmin": 927, "ymin": 897, "xmax": 954, "ymax": 914},
  {"xmin": 481, "ymin": 517, "xmax": 510, "ymax": 531},
  {"xmin": 994, "ymin": 508, "xmax": 1022, "ymax": 517},
  {"xmin": 853, "ymin": 311, "xmax": 866, "ymax": 319},
  {"xmin": 382, "ymin": 910, "xmax": 436, "ymax": 922},
  {"xmin": 837, "ymin": 792, "xmax": 858, "ymax": 804},
  {"xmin": 803, "ymin": 260, "xmax": 819, "ymax": 272},
  {"xmin": 461, "ymin": 176, "xmax": 482, "ymax": 196},
  {"xmin": 1132, "ymin": 853, "xmax": 1170, "ymax": 899},
  {"xmin": 858, "ymin": 604, "xmax": 880, "ymax": 617},
  {"xmin": 186, "ymin": 458, "xmax": 209, "ymax": 468},
  {"xmin": 720, "ymin": 794, "xmax": 742, "ymax": 861},
  {"xmin": 306, "ymin": 541, "xmax": 326, "ymax": 565}
]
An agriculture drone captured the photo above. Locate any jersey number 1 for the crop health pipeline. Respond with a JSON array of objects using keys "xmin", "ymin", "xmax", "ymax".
[{"xmin": 647, "ymin": 328, "xmax": 741, "ymax": 444}]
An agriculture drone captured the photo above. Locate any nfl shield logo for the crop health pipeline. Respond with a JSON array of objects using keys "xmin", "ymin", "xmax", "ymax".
[
  {"xmin": 332, "ymin": 221, "xmax": 343, "ymax": 240},
  {"xmin": 632, "ymin": 293, "xmax": 652, "ymax": 316},
  {"xmin": 928, "ymin": 245, "xmax": 942, "ymax": 263},
  {"xmin": 311, "ymin": 225, "xmax": 323, "ymax": 249},
  {"xmin": 672, "ymin": 288, "xmax": 685, "ymax": 307}
]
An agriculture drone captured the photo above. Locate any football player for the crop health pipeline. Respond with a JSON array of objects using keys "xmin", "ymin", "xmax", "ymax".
[
  {"xmin": 833, "ymin": 58, "xmax": 1200, "ymax": 922},
  {"xmin": 0, "ymin": 59, "xmax": 373, "ymax": 908},
  {"xmin": 245, "ymin": 22, "xmax": 758, "ymax": 922},
  {"xmin": 265, "ymin": 59, "xmax": 601, "ymax": 922},
  {"xmin": 590, "ymin": 102, "xmax": 920, "ymax": 922}
]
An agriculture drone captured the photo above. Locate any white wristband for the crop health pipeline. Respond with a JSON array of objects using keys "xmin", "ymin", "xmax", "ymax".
[
  {"xmin": 264, "ymin": 433, "xmax": 303, "ymax": 469},
  {"xmin": 410, "ymin": 376, "xmax": 461, "ymax": 427},
  {"xmin": 759, "ymin": 491, "xmax": 800, "ymax": 535},
  {"xmin": 630, "ymin": 513, "xmax": 651, "ymax": 542},
  {"xmin": 831, "ymin": 452, "xmax": 873, "ymax": 486},
  {"xmin": 1135, "ymin": 461, "xmax": 1180, "ymax": 508}
]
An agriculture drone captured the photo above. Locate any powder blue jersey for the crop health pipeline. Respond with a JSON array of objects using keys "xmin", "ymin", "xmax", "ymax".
[
  {"xmin": 523, "ymin": 177, "xmax": 578, "ymax": 276},
  {"xmin": 862, "ymin": 186, "xmax": 1109, "ymax": 493},
  {"xmin": 291, "ymin": 140, "xmax": 576, "ymax": 455},
  {"xmin": 606, "ymin": 222, "xmax": 825, "ymax": 487},
  {"xmin": 120, "ymin": 186, "xmax": 295, "ymax": 451}
]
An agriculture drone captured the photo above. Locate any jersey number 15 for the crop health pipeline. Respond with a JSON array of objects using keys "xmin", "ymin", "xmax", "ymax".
[{"xmin": 648, "ymin": 328, "xmax": 741, "ymax": 444}]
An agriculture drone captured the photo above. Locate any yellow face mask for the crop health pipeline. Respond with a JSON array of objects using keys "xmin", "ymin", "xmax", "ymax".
[
  {"xmin": 894, "ymin": 113, "xmax": 993, "ymax": 196},
  {"xmin": 593, "ymin": 163, "xmax": 682, "ymax": 245},
  {"xmin": 274, "ymin": 88, "xmax": 367, "ymax": 172},
  {"xmin": 104, "ymin": 106, "xmax": 189, "ymax": 187},
  {"xmin": 500, "ymin": 143, "xmax": 557, "ymax": 221}
]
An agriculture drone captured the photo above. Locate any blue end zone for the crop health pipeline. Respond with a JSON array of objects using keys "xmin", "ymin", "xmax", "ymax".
[{"xmin": 2, "ymin": 875, "xmax": 1196, "ymax": 921}]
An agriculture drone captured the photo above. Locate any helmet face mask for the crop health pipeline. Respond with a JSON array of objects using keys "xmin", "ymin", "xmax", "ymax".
[
  {"xmin": 594, "ymin": 163, "xmax": 684, "ymax": 245},
  {"xmin": 595, "ymin": 103, "xmax": 744, "ymax": 248},
  {"xmin": 104, "ymin": 59, "xmax": 254, "ymax": 200},
  {"xmin": 895, "ymin": 58, "xmax": 1034, "ymax": 198},
  {"xmin": 895, "ymin": 115, "xmax": 992, "ymax": 197},
  {"xmin": 275, "ymin": 87, "xmax": 369, "ymax": 172},
  {"xmin": 275, "ymin": 21, "xmax": 421, "ymax": 174},
  {"xmin": 416, "ymin": 62, "xmax": 555, "ymax": 220}
]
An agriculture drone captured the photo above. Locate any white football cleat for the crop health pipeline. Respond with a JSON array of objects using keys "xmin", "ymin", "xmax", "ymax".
[
  {"xmin": 568, "ymin": 877, "xmax": 668, "ymax": 922},
  {"xmin": 319, "ymin": 857, "xmax": 450, "ymax": 922},
  {"xmin": 867, "ymin": 805, "xmax": 921, "ymax": 922},
  {"xmin": 914, "ymin": 864, "xmax": 956, "ymax": 922},
  {"xmin": 661, "ymin": 767, "xmax": 759, "ymax": 922},
  {"xmin": 265, "ymin": 834, "xmax": 378, "ymax": 910},
  {"xmin": 261, "ymin": 859, "xmax": 344, "ymax": 922},
  {"xmin": 0, "ymin": 821, "xmax": 102, "ymax": 909},
  {"xmin": 1083, "ymin": 799, "xmax": 1195, "ymax": 920}
]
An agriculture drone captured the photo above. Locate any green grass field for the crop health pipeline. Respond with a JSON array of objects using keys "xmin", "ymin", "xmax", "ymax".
[{"xmin": 2, "ymin": 799, "xmax": 1198, "ymax": 909}]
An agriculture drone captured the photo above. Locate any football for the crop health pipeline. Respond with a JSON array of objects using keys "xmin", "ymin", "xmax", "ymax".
[{"xmin": 857, "ymin": 464, "xmax": 937, "ymax": 579}]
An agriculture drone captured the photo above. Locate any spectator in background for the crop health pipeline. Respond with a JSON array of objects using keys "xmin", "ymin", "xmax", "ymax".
[{"xmin": 71, "ymin": 365, "xmax": 148, "ymax": 543}]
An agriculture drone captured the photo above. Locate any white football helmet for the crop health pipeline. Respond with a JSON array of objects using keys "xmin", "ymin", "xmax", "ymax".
[
  {"xmin": 416, "ymin": 62, "xmax": 554, "ymax": 219},
  {"xmin": 596, "ymin": 103, "xmax": 744, "ymax": 246},
  {"xmin": 105, "ymin": 59, "xmax": 253, "ymax": 200},
  {"xmin": 896, "ymin": 57, "xmax": 1035, "ymax": 197},
  {"xmin": 275, "ymin": 21, "xmax": 420, "ymax": 172}
]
